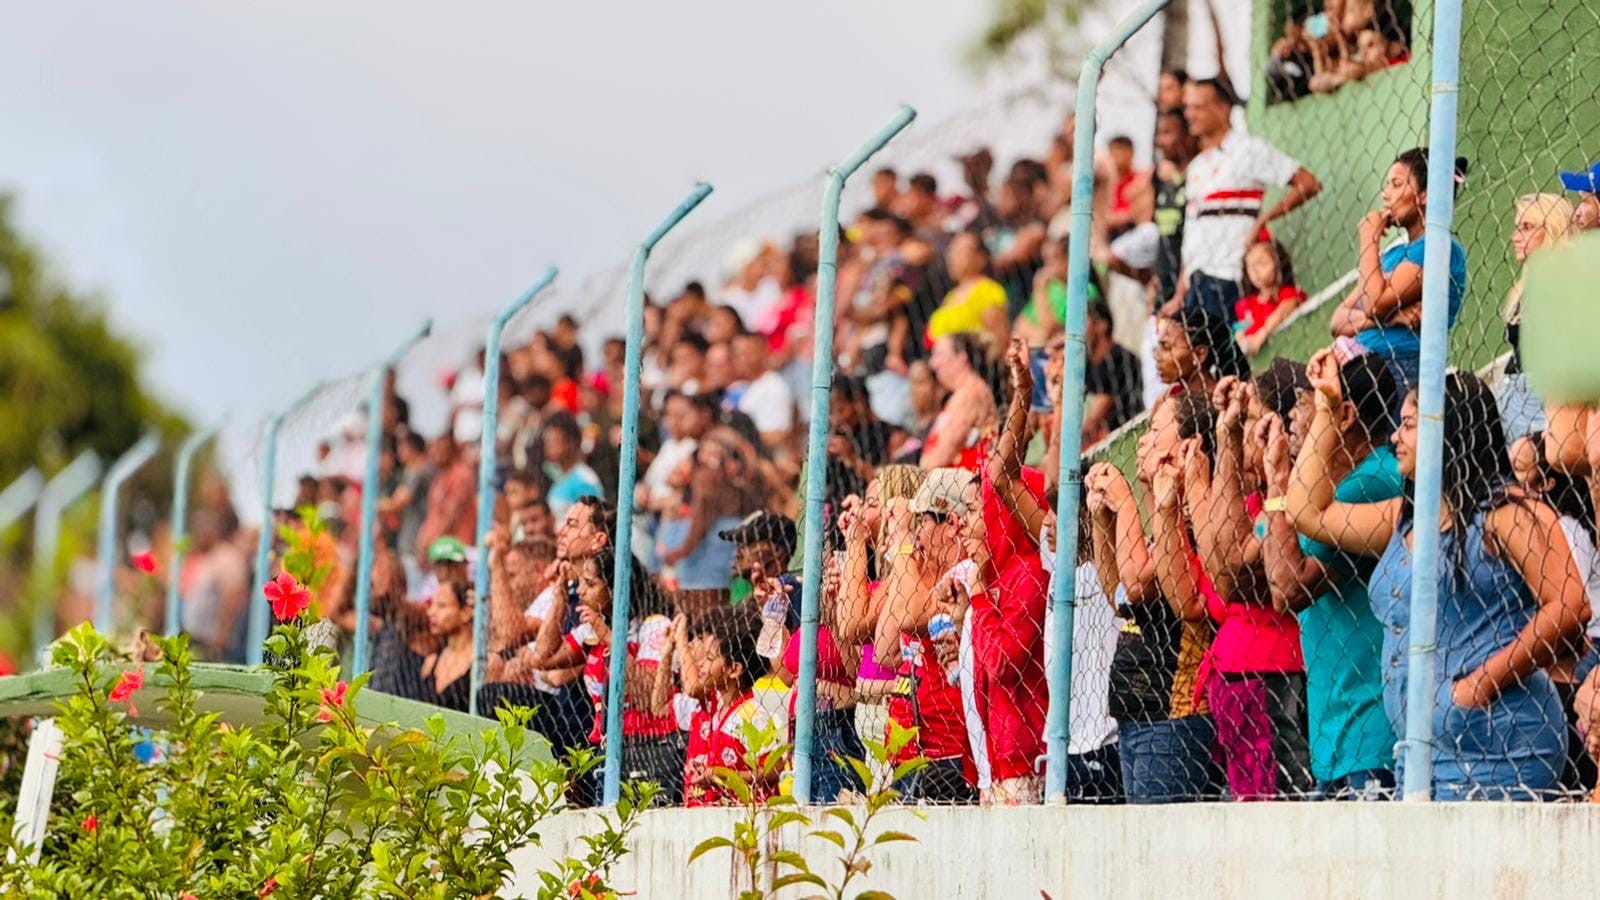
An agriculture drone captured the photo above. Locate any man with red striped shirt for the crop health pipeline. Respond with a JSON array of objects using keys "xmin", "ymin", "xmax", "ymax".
[{"xmin": 1174, "ymin": 78, "xmax": 1322, "ymax": 325}]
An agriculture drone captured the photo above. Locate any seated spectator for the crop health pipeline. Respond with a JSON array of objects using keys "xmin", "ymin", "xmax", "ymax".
[
  {"xmin": 1559, "ymin": 158, "xmax": 1599, "ymax": 232},
  {"xmin": 872, "ymin": 166, "xmax": 900, "ymax": 212},
  {"xmin": 540, "ymin": 412, "xmax": 602, "ymax": 520},
  {"xmin": 729, "ymin": 331, "xmax": 796, "ymax": 457},
  {"xmin": 668, "ymin": 605, "xmax": 780, "ymax": 807},
  {"xmin": 1500, "ymin": 193, "xmax": 1576, "ymax": 441},
  {"xmin": 894, "ymin": 360, "xmax": 948, "ymax": 463},
  {"xmin": 921, "ymin": 334, "xmax": 1000, "ymax": 470},
  {"xmin": 1015, "ymin": 236, "xmax": 1104, "ymax": 349},
  {"xmin": 1233, "ymin": 238, "xmax": 1306, "ymax": 356},
  {"xmin": 1330, "ymin": 148, "xmax": 1469, "ymax": 399},
  {"xmin": 414, "ymin": 435, "xmax": 476, "ymax": 563},
  {"xmin": 1266, "ymin": 10, "xmax": 1316, "ymax": 103},
  {"xmin": 1257, "ymin": 351, "xmax": 1402, "ymax": 798},
  {"xmin": 926, "ymin": 231, "xmax": 1010, "ymax": 349},
  {"xmin": 657, "ymin": 428, "xmax": 764, "ymax": 590},
  {"xmin": 1309, "ymin": 0, "xmax": 1393, "ymax": 94},
  {"xmin": 415, "ymin": 579, "xmax": 475, "ymax": 714},
  {"xmin": 1288, "ymin": 356, "xmax": 1589, "ymax": 800}
]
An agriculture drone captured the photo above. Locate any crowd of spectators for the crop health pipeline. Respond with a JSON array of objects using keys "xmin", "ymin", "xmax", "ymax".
[{"xmin": 142, "ymin": 50, "xmax": 1600, "ymax": 808}]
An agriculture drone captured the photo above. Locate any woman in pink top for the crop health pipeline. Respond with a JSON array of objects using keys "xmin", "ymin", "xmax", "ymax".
[{"xmin": 1159, "ymin": 376, "xmax": 1313, "ymax": 800}]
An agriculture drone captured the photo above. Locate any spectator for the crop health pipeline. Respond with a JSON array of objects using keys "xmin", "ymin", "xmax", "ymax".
[
  {"xmin": 503, "ymin": 467, "xmax": 553, "ymax": 543},
  {"xmin": 1156, "ymin": 68, "xmax": 1188, "ymax": 111},
  {"xmin": 730, "ymin": 330, "xmax": 796, "ymax": 456},
  {"xmin": 1266, "ymin": 10, "xmax": 1316, "ymax": 102},
  {"xmin": 416, "ymin": 579, "xmax": 475, "ymax": 714},
  {"xmin": 895, "ymin": 360, "xmax": 948, "ymax": 463},
  {"xmin": 1233, "ymin": 238, "xmax": 1307, "ymax": 356},
  {"xmin": 1559, "ymin": 158, "xmax": 1600, "ymax": 232},
  {"xmin": 1153, "ymin": 306, "xmax": 1249, "ymax": 401},
  {"xmin": 1329, "ymin": 148, "xmax": 1469, "ymax": 399},
  {"xmin": 898, "ymin": 172, "xmax": 949, "ymax": 251},
  {"xmin": 953, "ymin": 148, "xmax": 998, "ymax": 234},
  {"xmin": 1501, "ymin": 193, "xmax": 1576, "ymax": 441},
  {"xmin": 657, "ymin": 428, "xmax": 764, "ymax": 590},
  {"xmin": 1288, "ymin": 356, "xmax": 1589, "ymax": 800},
  {"xmin": 179, "ymin": 509, "xmax": 252, "ymax": 662},
  {"xmin": 921, "ymin": 334, "xmax": 999, "ymax": 470},
  {"xmin": 842, "ymin": 207, "xmax": 915, "ymax": 378},
  {"xmin": 414, "ymin": 436, "xmax": 476, "ymax": 563},
  {"xmin": 670, "ymin": 605, "xmax": 780, "ymax": 807},
  {"xmin": 1015, "ymin": 235, "xmax": 1105, "ymax": 350},
  {"xmin": 1082, "ymin": 299, "xmax": 1144, "ymax": 444},
  {"xmin": 1137, "ymin": 108, "xmax": 1201, "ymax": 411},
  {"xmin": 379, "ymin": 431, "xmax": 432, "ymax": 567},
  {"xmin": 540, "ymin": 412, "xmax": 602, "ymax": 520},
  {"xmin": 1175, "ymin": 78, "xmax": 1322, "ymax": 323},
  {"xmin": 872, "ymin": 166, "xmax": 900, "ymax": 211},
  {"xmin": 1259, "ymin": 351, "xmax": 1402, "ymax": 798},
  {"xmin": 1104, "ymin": 135, "xmax": 1153, "ymax": 242},
  {"xmin": 926, "ymin": 231, "xmax": 1009, "ymax": 349}
]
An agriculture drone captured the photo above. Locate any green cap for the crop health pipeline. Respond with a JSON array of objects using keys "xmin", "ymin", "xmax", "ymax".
[{"xmin": 427, "ymin": 535, "xmax": 468, "ymax": 564}]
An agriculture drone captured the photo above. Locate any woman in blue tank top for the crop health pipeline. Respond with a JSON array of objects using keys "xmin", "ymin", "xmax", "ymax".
[{"xmin": 1286, "ymin": 352, "xmax": 1590, "ymax": 799}]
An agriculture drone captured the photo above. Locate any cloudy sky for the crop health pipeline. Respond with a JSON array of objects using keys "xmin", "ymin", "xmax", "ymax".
[{"xmin": 0, "ymin": 0, "xmax": 1004, "ymax": 428}]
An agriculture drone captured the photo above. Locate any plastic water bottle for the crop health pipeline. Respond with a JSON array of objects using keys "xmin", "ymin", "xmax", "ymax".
[
  {"xmin": 927, "ymin": 613, "xmax": 959, "ymax": 683},
  {"xmin": 756, "ymin": 587, "xmax": 790, "ymax": 660}
]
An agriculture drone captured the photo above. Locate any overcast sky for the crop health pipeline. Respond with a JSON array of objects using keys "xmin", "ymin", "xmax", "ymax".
[{"xmin": 0, "ymin": 0, "xmax": 1002, "ymax": 427}]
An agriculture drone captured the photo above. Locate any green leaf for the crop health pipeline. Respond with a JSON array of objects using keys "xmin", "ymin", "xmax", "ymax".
[
  {"xmin": 764, "ymin": 810, "xmax": 811, "ymax": 834},
  {"xmin": 711, "ymin": 768, "xmax": 753, "ymax": 806},
  {"xmin": 890, "ymin": 758, "xmax": 929, "ymax": 785},
  {"xmin": 810, "ymin": 829, "xmax": 847, "ymax": 850},
  {"xmin": 768, "ymin": 850, "xmax": 811, "ymax": 872},
  {"xmin": 825, "ymin": 807, "xmax": 857, "ymax": 829},
  {"xmin": 871, "ymin": 831, "xmax": 918, "ymax": 846},
  {"xmin": 688, "ymin": 836, "xmax": 735, "ymax": 864},
  {"xmin": 772, "ymin": 872, "xmax": 830, "ymax": 891}
]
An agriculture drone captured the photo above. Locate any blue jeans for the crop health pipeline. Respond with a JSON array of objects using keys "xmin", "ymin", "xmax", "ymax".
[
  {"xmin": 1119, "ymin": 716, "xmax": 1224, "ymax": 803},
  {"xmin": 1183, "ymin": 272, "xmax": 1242, "ymax": 325},
  {"xmin": 806, "ymin": 708, "xmax": 869, "ymax": 803},
  {"xmin": 1066, "ymin": 743, "xmax": 1124, "ymax": 803}
]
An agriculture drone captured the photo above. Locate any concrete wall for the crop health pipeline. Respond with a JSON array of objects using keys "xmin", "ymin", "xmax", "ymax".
[{"xmin": 512, "ymin": 803, "xmax": 1600, "ymax": 898}]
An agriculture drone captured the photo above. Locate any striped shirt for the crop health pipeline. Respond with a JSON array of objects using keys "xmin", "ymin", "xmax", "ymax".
[{"xmin": 1182, "ymin": 130, "xmax": 1301, "ymax": 282}]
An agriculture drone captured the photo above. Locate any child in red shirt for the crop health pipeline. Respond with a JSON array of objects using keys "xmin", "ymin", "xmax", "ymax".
[
  {"xmin": 674, "ymin": 606, "xmax": 781, "ymax": 807},
  {"xmin": 1233, "ymin": 239, "xmax": 1306, "ymax": 356}
]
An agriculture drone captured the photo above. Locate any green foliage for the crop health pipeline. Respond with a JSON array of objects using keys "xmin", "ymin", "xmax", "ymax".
[
  {"xmin": 0, "ymin": 539, "xmax": 651, "ymax": 899},
  {"xmin": 968, "ymin": 0, "xmax": 1095, "ymax": 74},
  {"xmin": 693, "ymin": 718, "xmax": 925, "ymax": 900}
]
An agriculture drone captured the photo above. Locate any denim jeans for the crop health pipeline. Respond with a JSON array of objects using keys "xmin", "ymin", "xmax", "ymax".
[
  {"xmin": 1119, "ymin": 715, "xmax": 1224, "ymax": 803},
  {"xmin": 1183, "ymin": 272, "xmax": 1242, "ymax": 325},
  {"xmin": 805, "ymin": 708, "xmax": 869, "ymax": 803},
  {"xmin": 1066, "ymin": 743, "xmax": 1124, "ymax": 804},
  {"xmin": 623, "ymin": 731, "xmax": 689, "ymax": 807}
]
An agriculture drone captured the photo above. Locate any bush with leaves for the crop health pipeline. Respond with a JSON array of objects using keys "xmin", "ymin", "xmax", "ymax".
[
  {"xmin": 0, "ymin": 515, "xmax": 650, "ymax": 899},
  {"xmin": 690, "ymin": 719, "xmax": 924, "ymax": 900}
]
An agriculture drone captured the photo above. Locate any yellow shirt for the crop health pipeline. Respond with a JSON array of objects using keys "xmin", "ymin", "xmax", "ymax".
[{"xmin": 926, "ymin": 277, "xmax": 1007, "ymax": 341}]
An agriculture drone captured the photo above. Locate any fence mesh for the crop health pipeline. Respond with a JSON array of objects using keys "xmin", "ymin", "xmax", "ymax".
[{"xmin": 23, "ymin": 0, "xmax": 1600, "ymax": 810}]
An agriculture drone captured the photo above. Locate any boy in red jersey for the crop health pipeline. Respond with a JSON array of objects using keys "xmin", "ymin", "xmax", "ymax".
[{"xmin": 668, "ymin": 605, "xmax": 780, "ymax": 807}]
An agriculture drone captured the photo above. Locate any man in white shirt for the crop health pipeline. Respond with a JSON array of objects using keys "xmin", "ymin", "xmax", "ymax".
[
  {"xmin": 1173, "ymin": 78, "xmax": 1322, "ymax": 324},
  {"xmin": 731, "ymin": 331, "xmax": 795, "ymax": 454}
]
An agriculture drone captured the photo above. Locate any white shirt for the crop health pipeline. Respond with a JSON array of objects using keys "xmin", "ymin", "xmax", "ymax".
[
  {"xmin": 642, "ymin": 437, "xmax": 699, "ymax": 505},
  {"xmin": 738, "ymin": 371, "xmax": 795, "ymax": 435},
  {"xmin": 1182, "ymin": 130, "xmax": 1301, "ymax": 282},
  {"xmin": 943, "ymin": 560, "xmax": 992, "ymax": 791},
  {"xmin": 1557, "ymin": 517, "xmax": 1600, "ymax": 642},
  {"xmin": 1039, "ymin": 527, "xmax": 1122, "ymax": 755},
  {"xmin": 721, "ymin": 276, "xmax": 784, "ymax": 331}
]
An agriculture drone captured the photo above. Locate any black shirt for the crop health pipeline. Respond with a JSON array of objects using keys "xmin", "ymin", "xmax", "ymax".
[
  {"xmin": 1085, "ymin": 344, "xmax": 1144, "ymax": 432},
  {"xmin": 1153, "ymin": 170, "xmax": 1186, "ymax": 305}
]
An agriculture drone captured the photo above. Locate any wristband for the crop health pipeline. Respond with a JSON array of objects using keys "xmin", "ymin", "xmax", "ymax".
[{"xmin": 1263, "ymin": 496, "xmax": 1287, "ymax": 513}]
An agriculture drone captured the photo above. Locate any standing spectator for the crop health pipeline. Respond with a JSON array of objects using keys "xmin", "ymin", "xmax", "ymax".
[
  {"xmin": 1104, "ymin": 135, "xmax": 1153, "ymax": 242},
  {"xmin": 1082, "ymin": 300, "xmax": 1144, "ymax": 444},
  {"xmin": 1329, "ymin": 148, "xmax": 1469, "ymax": 399},
  {"xmin": 540, "ymin": 412, "xmax": 602, "ymax": 520},
  {"xmin": 730, "ymin": 331, "xmax": 796, "ymax": 456},
  {"xmin": 381, "ymin": 432, "xmax": 432, "ymax": 565},
  {"xmin": 1141, "ymin": 108, "xmax": 1201, "ymax": 411},
  {"xmin": 1176, "ymin": 78, "xmax": 1322, "ymax": 323},
  {"xmin": 657, "ymin": 428, "xmax": 765, "ymax": 590},
  {"xmin": 415, "ymin": 435, "xmax": 476, "ymax": 563},
  {"xmin": 1233, "ymin": 239, "xmax": 1306, "ymax": 356},
  {"xmin": 1259, "ymin": 352, "xmax": 1402, "ymax": 798},
  {"xmin": 1559, "ymin": 158, "xmax": 1599, "ymax": 232},
  {"xmin": 898, "ymin": 172, "xmax": 949, "ymax": 252},
  {"xmin": 926, "ymin": 232, "xmax": 1009, "ymax": 349},
  {"xmin": 1288, "ymin": 356, "xmax": 1588, "ymax": 800},
  {"xmin": 920, "ymin": 334, "xmax": 999, "ymax": 470},
  {"xmin": 872, "ymin": 166, "xmax": 900, "ymax": 211}
]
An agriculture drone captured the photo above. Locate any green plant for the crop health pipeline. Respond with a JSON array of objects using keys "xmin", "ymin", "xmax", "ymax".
[
  {"xmin": 689, "ymin": 719, "xmax": 925, "ymax": 900},
  {"xmin": 0, "ymin": 513, "xmax": 650, "ymax": 899}
]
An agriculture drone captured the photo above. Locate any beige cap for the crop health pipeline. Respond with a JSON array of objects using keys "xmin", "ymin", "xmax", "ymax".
[{"xmin": 910, "ymin": 467, "xmax": 979, "ymax": 519}]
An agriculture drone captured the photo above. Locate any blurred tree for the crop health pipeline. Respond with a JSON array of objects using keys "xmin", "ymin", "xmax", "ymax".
[{"xmin": 969, "ymin": 0, "xmax": 1095, "ymax": 77}]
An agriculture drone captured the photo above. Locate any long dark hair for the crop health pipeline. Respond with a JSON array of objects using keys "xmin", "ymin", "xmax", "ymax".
[
  {"xmin": 589, "ymin": 546, "xmax": 668, "ymax": 620},
  {"xmin": 1398, "ymin": 371, "xmax": 1520, "ymax": 585},
  {"xmin": 1394, "ymin": 147, "xmax": 1470, "ymax": 199},
  {"xmin": 1173, "ymin": 305, "xmax": 1250, "ymax": 381},
  {"xmin": 1523, "ymin": 431, "xmax": 1595, "ymax": 539}
]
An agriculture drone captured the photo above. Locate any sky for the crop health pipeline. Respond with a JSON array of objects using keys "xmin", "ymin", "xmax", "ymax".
[{"xmin": 0, "ymin": 0, "xmax": 998, "ymax": 427}]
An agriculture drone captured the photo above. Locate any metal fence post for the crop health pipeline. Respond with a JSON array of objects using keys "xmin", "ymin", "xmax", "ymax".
[
  {"xmin": 1047, "ymin": 0, "xmax": 1172, "ymax": 806},
  {"xmin": 94, "ymin": 432, "xmax": 161, "ymax": 634},
  {"xmin": 471, "ymin": 265, "xmax": 559, "ymax": 717},
  {"xmin": 0, "ymin": 468, "xmax": 44, "ymax": 534},
  {"xmin": 351, "ymin": 319, "xmax": 433, "ymax": 676},
  {"xmin": 248, "ymin": 381, "xmax": 329, "ymax": 664},
  {"xmin": 603, "ymin": 184, "xmax": 714, "ymax": 806},
  {"xmin": 1399, "ymin": 0, "xmax": 1464, "ymax": 802},
  {"xmin": 793, "ymin": 106, "xmax": 916, "ymax": 805},
  {"xmin": 165, "ymin": 424, "xmax": 221, "ymax": 637},
  {"xmin": 29, "ymin": 451, "xmax": 102, "ymax": 664}
]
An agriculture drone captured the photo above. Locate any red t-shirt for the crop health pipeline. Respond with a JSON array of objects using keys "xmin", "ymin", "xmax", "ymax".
[
  {"xmin": 893, "ymin": 634, "xmax": 971, "ymax": 765},
  {"xmin": 568, "ymin": 615, "xmax": 678, "ymax": 744},
  {"xmin": 1233, "ymin": 285, "xmax": 1306, "ymax": 338},
  {"xmin": 683, "ymin": 692, "xmax": 777, "ymax": 807},
  {"xmin": 968, "ymin": 467, "xmax": 1050, "ymax": 782}
]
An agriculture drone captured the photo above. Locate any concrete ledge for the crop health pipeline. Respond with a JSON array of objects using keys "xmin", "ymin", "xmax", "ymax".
[{"xmin": 512, "ymin": 803, "xmax": 1600, "ymax": 898}]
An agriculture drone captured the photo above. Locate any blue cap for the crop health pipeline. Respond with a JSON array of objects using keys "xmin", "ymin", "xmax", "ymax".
[{"xmin": 1558, "ymin": 159, "xmax": 1599, "ymax": 193}]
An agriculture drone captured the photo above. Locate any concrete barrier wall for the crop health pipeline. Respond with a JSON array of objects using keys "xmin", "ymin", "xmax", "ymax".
[{"xmin": 511, "ymin": 803, "xmax": 1600, "ymax": 898}]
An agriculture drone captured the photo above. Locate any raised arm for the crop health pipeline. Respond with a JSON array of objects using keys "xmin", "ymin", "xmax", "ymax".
[
  {"xmin": 1193, "ymin": 378, "xmax": 1267, "ymax": 603},
  {"xmin": 1257, "ymin": 413, "xmax": 1335, "ymax": 613},
  {"xmin": 1286, "ymin": 350, "xmax": 1399, "ymax": 555},
  {"xmin": 990, "ymin": 339, "xmax": 1052, "ymax": 539},
  {"xmin": 1148, "ymin": 448, "xmax": 1206, "ymax": 622},
  {"xmin": 1353, "ymin": 212, "xmax": 1424, "ymax": 322}
]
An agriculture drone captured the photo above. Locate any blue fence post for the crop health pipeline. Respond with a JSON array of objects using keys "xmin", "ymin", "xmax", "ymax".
[
  {"xmin": 1047, "ymin": 0, "xmax": 1172, "ymax": 806},
  {"xmin": 793, "ymin": 107, "xmax": 916, "ymax": 805},
  {"xmin": 471, "ymin": 266, "xmax": 560, "ymax": 717},
  {"xmin": 603, "ymin": 184, "xmax": 714, "ymax": 806},
  {"xmin": 248, "ymin": 381, "xmax": 329, "ymax": 664},
  {"xmin": 351, "ymin": 319, "xmax": 433, "ymax": 676},
  {"xmin": 94, "ymin": 432, "xmax": 162, "ymax": 634},
  {"xmin": 1399, "ymin": 0, "xmax": 1464, "ymax": 803},
  {"xmin": 0, "ymin": 468, "xmax": 44, "ymax": 533},
  {"xmin": 165, "ymin": 423, "xmax": 221, "ymax": 637},
  {"xmin": 30, "ymin": 451, "xmax": 102, "ymax": 664}
]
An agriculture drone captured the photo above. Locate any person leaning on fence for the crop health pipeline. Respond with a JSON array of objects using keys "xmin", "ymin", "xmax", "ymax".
[
  {"xmin": 1329, "ymin": 148, "xmax": 1469, "ymax": 402},
  {"xmin": 1170, "ymin": 77, "xmax": 1322, "ymax": 324},
  {"xmin": 1288, "ymin": 353, "xmax": 1590, "ymax": 800},
  {"xmin": 1258, "ymin": 350, "xmax": 1402, "ymax": 799},
  {"xmin": 1085, "ymin": 396, "xmax": 1223, "ymax": 803},
  {"xmin": 1233, "ymin": 238, "xmax": 1306, "ymax": 357},
  {"xmin": 669, "ymin": 604, "xmax": 781, "ymax": 808}
]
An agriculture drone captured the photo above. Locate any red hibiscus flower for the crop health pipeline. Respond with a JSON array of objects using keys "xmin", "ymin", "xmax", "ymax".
[
  {"xmin": 109, "ymin": 667, "xmax": 145, "ymax": 717},
  {"xmin": 131, "ymin": 550, "xmax": 157, "ymax": 574},
  {"xmin": 81, "ymin": 814, "xmax": 97, "ymax": 833},
  {"xmin": 263, "ymin": 571, "xmax": 310, "ymax": 622},
  {"xmin": 316, "ymin": 681, "xmax": 348, "ymax": 723},
  {"xmin": 258, "ymin": 876, "xmax": 278, "ymax": 898}
]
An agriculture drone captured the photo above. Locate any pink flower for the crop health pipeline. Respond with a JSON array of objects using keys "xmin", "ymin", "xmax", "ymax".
[
  {"xmin": 131, "ymin": 551, "xmax": 157, "ymax": 574},
  {"xmin": 109, "ymin": 667, "xmax": 144, "ymax": 717},
  {"xmin": 258, "ymin": 877, "xmax": 278, "ymax": 898},
  {"xmin": 180, "ymin": 894, "xmax": 198, "ymax": 900},
  {"xmin": 317, "ymin": 681, "xmax": 348, "ymax": 723},
  {"xmin": 263, "ymin": 572, "xmax": 310, "ymax": 622},
  {"xmin": 81, "ymin": 814, "xmax": 97, "ymax": 833}
]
